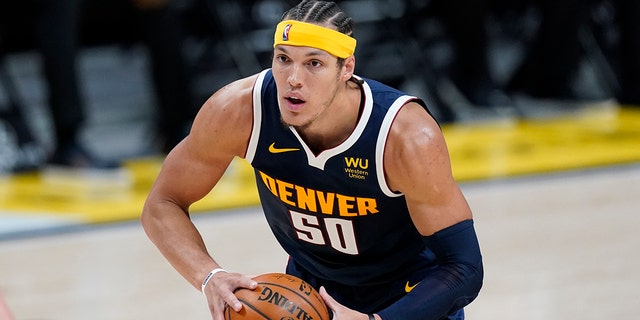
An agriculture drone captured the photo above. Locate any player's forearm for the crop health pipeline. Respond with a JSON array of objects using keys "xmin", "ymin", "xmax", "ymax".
[
  {"xmin": 141, "ymin": 199, "xmax": 218, "ymax": 290},
  {"xmin": 377, "ymin": 220, "xmax": 483, "ymax": 320}
]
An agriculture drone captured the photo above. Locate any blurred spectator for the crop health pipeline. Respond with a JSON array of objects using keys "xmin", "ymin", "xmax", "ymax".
[
  {"xmin": 0, "ymin": 0, "xmax": 196, "ymax": 169},
  {"xmin": 402, "ymin": 0, "xmax": 512, "ymax": 120},
  {"xmin": 504, "ymin": 0, "xmax": 640, "ymax": 106},
  {"xmin": 505, "ymin": 0, "xmax": 598, "ymax": 100},
  {"xmin": 35, "ymin": 0, "xmax": 93, "ymax": 167},
  {"xmin": 0, "ymin": 53, "xmax": 47, "ymax": 172},
  {"xmin": 613, "ymin": 0, "xmax": 640, "ymax": 106},
  {"xmin": 436, "ymin": 0, "xmax": 509, "ymax": 109},
  {"xmin": 114, "ymin": 0, "xmax": 198, "ymax": 153}
]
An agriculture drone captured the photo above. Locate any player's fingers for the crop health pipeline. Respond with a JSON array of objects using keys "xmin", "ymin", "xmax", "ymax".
[
  {"xmin": 206, "ymin": 288, "xmax": 230, "ymax": 320},
  {"xmin": 220, "ymin": 273, "xmax": 258, "ymax": 312},
  {"xmin": 207, "ymin": 297, "xmax": 226, "ymax": 320},
  {"xmin": 319, "ymin": 286, "xmax": 339, "ymax": 312},
  {"xmin": 235, "ymin": 274, "xmax": 259, "ymax": 291},
  {"xmin": 221, "ymin": 288, "xmax": 243, "ymax": 312},
  {"xmin": 204, "ymin": 272, "xmax": 245, "ymax": 318},
  {"xmin": 320, "ymin": 286, "xmax": 367, "ymax": 320}
]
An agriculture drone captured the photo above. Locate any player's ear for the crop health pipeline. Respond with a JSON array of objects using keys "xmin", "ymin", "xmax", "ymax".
[{"xmin": 341, "ymin": 55, "xmax": 355, "ymax": 81}]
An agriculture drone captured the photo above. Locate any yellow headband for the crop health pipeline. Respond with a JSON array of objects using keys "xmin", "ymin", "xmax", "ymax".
[{"xmin": 273, "ymin": 20, "xmax": 357, "ymax": 58}]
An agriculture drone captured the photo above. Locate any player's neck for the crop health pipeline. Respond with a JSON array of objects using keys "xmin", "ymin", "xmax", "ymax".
[{"xmin": 296, "ymin": 83, "xmax": 362, "ymax": 154}]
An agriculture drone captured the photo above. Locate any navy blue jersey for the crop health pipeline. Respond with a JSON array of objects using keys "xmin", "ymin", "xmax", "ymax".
[{"xmin": 245, "ymin": 69, "xmax": 436, "ymax": 286}]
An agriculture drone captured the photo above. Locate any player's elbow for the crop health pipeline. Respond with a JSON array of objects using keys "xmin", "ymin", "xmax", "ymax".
[
  {"xmin": 140, "ymin": 200, "xmax": 157, "ymax": 235},
  {"xmin": 463, "ymin": 258, "xmax": 484, "ymax": 304},
  {"xmin": 140, "ymin": 195, "xmax": 168, "ymax": 236},
  {"xmin": 435, "ymin": 259, "xmax": 484, "ymax": 315},
  {"xmin": 442, "ymin": 256, "xmax": 484, "ymax": 304}
]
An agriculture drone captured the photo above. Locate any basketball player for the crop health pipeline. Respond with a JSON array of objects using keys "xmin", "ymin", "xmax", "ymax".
[{"xmin": 141, "ymin": 1, "xmax": 483, "ymax": 319}]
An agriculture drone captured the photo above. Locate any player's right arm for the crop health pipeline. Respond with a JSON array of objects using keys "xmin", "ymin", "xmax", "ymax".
[{"xmin": 141, "ymin": 74, "xmax": 259, "ymax": 319}]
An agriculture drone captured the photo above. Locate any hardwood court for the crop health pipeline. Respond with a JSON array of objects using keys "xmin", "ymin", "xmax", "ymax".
[{"xmin": 1, "ymin": 164, "xmax": 638, "ymax": 320}]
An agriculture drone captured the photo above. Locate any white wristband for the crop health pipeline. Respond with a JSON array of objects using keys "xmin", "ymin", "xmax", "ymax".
[{"xmin": 201, "ymin": 268, "xmax": 227, "ymax": 295}]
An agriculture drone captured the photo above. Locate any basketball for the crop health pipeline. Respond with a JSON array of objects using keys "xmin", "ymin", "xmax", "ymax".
[{"xmin": 224, "ymin": 273, "xmax": 330, "ymax": 320}]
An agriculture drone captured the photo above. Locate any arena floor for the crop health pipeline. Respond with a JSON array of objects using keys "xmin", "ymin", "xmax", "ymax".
[
  {"xmin": 1, "ymin": 163, "xmax": 639, "ymax": 320},
  {"xmin": 1, "ymin": 49, "xmax": 640, "ymax": 320}
]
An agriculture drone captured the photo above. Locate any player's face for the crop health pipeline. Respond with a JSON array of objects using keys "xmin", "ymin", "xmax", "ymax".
[{"xmin": 272, "ymin": 45, "xmax": 344, "ymax": 129}]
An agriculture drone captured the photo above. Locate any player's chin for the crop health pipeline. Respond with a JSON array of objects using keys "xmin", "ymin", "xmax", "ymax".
[{"xmin": 279, "ymin": 113, "xmax": 309, "ymax": 128}]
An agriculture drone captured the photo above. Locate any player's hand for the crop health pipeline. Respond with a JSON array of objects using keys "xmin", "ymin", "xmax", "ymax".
[
  {"xmin": 202, "ymin": 271, "xmax": 257, "ymax": 320},
  {"xmin": 320, "ymin": 286, "xmax": 375, "ymax": 320}
]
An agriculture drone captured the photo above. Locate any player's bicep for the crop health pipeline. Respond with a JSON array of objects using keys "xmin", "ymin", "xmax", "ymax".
[
  {"xmin": 150, "ymin": 141, "xmax": 233, "ymax": 211},
  {"xmin": 148, "ymin": 80, "xmax": 254, "ymax": 210}
]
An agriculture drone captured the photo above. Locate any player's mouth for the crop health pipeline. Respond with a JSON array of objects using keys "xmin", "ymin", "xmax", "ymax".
[{"xmin": 284, "ymin": 95, "xmax": 306, "ymax": 111}]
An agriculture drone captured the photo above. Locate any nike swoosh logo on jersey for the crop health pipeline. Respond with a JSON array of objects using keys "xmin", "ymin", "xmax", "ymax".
[
  {"xmin": 268, "ymin": 142, "xmax": 300, "ymax": 154},
  {"xmin": 405, "ymin": 281, "xmax": 419, "ymax": 293}
]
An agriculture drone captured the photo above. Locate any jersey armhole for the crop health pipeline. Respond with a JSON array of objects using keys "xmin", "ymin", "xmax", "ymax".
[
  {"xmin": 244, "ymin": 69, "xmax": 269, "ymax": 163},
  {"xmin": 376, "ymin": 95, "xmax": 416, "ymax": 197}
]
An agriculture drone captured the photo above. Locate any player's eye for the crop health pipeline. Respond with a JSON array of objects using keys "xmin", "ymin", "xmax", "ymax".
[
  {"xmin": 275, "ymin": 55, "xmax": 289, "ymax": 63},
  {"xmin": 308, "ymin": 60, "xmax": 322, "ymax": 67}
]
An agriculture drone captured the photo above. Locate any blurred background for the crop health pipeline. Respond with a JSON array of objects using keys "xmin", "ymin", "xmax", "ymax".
[
  {"xmin": 0, "ymin": 0, "xmax": 638, "ymax": 171},
  {"xmin": 0, "ymin": 0, "xmax": 639, "ymax": 319}
]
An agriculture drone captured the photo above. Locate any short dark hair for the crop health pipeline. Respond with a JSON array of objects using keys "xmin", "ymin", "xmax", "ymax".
[{"xmin": 281, "ymin": 0, "xmax": 354, "ymax": 37}]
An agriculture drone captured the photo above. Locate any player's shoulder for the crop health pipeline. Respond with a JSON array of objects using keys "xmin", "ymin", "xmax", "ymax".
[
  {"xmin": 207, "ymin": 73, "xmax": 260, "ymax": 109},
  {"xmin": 387, "ymin": 101, "xmax": 444, "ymax": 154},
  {"xmin": 383, "ymin": 101, "xmax": 450, "ymax": 192},
  {"xmin": 195, "ymin": 74, "xmax": 259, "ymax": 123},
  {"xmin": 393, "ymin": 101, "xmax": 439, "ymax": 132},
  {"xmin": 191, "ymin": 73, "xmax": 259, "ymax": 135}
]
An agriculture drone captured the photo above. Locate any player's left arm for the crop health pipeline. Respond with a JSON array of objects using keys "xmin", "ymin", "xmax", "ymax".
[{"xmin": 377, "ymin": 101, "xmax": 484, "ymax": 320}]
